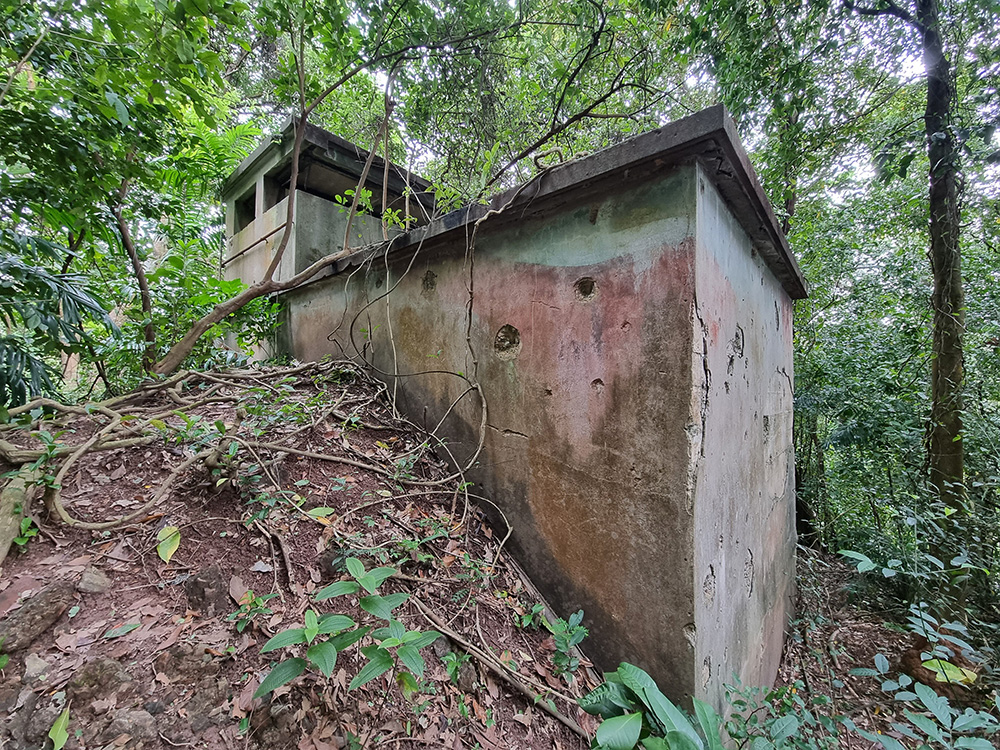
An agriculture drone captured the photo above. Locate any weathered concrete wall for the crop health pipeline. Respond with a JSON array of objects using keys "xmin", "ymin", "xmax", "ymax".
[
  {"xmin": 224, "ymin": 191, "xmax": 384, "ymax": 285},
  {"xmin": 280, "ymin": 166, "xmax": 760, "ymax": 705},
  {"xmin": 229, "ymin": 105, "xmax": 805, "ymax": 708},
  {"xmin": 690, "ymin": 165, "xmax": 796, "ymax": 708}
]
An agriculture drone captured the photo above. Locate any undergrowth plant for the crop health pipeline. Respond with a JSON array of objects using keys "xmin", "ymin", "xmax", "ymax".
[
  {"xmin": 725, "ymin": 681, "xmax": 840, "ymax": 749},
  {"xmin": 579, "ymin": 662, "xmax": 725, "ymax": 750},
  {"xmin": 848, "ymin": 648, "xmax": 1000, "ymax": 749},
  {"xmin": 254, "ymin": 557, "xmax": 441, "ymax": 699},
  {"xmin": 581, "ymin": 663, "xmax": 847, "ymax": 750},
  {"xmin": 545, "ymin": 609, "xmax": 587, "ymax": 683}
]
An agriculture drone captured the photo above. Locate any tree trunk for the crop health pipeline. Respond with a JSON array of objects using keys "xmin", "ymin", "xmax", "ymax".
[
  {"xmin": 918, "ymin": 0, "xmax": 965, "ymax": 515},
  {"xmin": 114, "ymin": 203, "xmax": 156, "ymax": 374}
]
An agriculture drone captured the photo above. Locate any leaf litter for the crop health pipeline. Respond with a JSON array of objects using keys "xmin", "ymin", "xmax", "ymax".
[{"xmin": 0, "ymin": 362, "xmax": 599, "ymax": 750}]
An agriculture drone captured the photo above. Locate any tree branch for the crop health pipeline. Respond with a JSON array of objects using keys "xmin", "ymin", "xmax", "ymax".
[{"xmin": 844, "ymin": 0, "xmax": 917, "ymax": 27}]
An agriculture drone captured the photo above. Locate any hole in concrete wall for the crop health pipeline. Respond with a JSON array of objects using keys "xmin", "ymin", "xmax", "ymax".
[
  {"xmin": 591, "ymin": 379, "xmax": 605, "ymax": 393},
  {"xmin": 620, "ymin": 320, "xmax": 631, "ymax": 332},
  {"xmin": 574, "ymin": 277, "xmax": 598, "ymax": 302},
  {"xmin": 744, "ymin": 549, "xmax": 754, "ymax": 597},
  {"xmin": 494, "ymin": 324, "xmax": 522, "ymax": 361},
  {"xmin": 422, "ymin": 269, "xmax": 437, "ymax": 292},
  {"xmin": 702, "ymin": 657, "xmax": 711, "ymax": 688}
]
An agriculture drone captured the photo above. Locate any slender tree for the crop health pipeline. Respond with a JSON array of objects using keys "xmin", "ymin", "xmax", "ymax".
[{"xmin": 847, "ymin": 0, "xmax": 966, "ymax": 517}]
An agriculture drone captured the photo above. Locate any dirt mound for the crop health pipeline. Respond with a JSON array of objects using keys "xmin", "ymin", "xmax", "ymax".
[{"xmin": 0, "ymin": 362, "xmax": 596, "ymax": 749}]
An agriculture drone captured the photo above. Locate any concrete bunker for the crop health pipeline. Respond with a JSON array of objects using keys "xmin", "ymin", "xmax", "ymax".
[{"xmin": 223, "ymin": 105, "xmax": 807, "ymax": 709}]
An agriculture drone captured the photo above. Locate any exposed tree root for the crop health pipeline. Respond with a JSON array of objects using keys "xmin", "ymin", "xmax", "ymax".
[{"xmin": 0, "ymin": 359, "xmax": 597, "ymax": 747}]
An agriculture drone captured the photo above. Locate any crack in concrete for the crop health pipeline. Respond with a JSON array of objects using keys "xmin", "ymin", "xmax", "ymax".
[
  {"xmin": 531, "ymin": 299, "xmax": 561, "ymax": 311},
  {"xmin": 487, "ymin": 423, "xmax": 530, "ymax": 439},
  {"xmin": 685, "ymin": 297, "xmax": 711, "ymax": 516}
]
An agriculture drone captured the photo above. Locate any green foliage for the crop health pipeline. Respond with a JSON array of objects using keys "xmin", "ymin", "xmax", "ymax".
[
  {"xmin": 12, "ymin": 516, "xmax": 39, "ymax": 549},
  {"xmin": 579, "ymin": 662, "xmax": 725, "ymax": 750},
  {"xmin": 514, "ymin": 602, "xmax": 545, "ymax": 629},
  {"xmin": 725, "ymin": 682, "xmax": 840, "ymax": 749},
  {"xmin": 847, "ymin": 653, "xmax": 1000, "ymax": 750},
  {"xmin": 0, "ymin": 232, "xmax": 115, "ymax": 406},
  {"xmin": 441, "ymin": 650, "xmax": 471, "ymax": 685},
  {"xmin": 544, "ymin": 609, "xmax": 588, "ymax": 682},
  {"xmin": 227, "ymin": 590, "xmax": 278, "ymax": 633},
  {"xmin": 256, "ymin": 557, "xmax": 440, "ymax": 698}
]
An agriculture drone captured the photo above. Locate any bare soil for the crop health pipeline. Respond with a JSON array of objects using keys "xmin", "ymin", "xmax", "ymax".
[{"xmin": 0, "ymin": 363, "xmax": 598, "ymax": 750}]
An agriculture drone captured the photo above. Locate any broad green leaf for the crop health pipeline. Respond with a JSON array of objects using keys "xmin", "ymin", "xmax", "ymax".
[
  {"xmin": 317, "ymin": 614, "xmax": 355, "ymax": 635},
  {"xmin": 692, "ymin": 699, "xmax": 726, "ymax": 750},
  {"xmin": 402, "ymin": 630, "xmax": 441, "ymax": 649},
  {"xmin": 595, "ymin": 712, "xmax": 642, "ymax": 750},
  {"xmin": 952, "ymin": 710, "xmax": 995, "ymax": 732},
  {"xmin": 261, "ymin": 628, "xmax": 307, "ymax": 653},
  {"xmin": 921, "ymin": 658, "xmax": 977, "ymax": 684},
  {"xmin": 663, "ymin": 731, "xmax": 702, "ymax": 750},
  {"xmin": 360, "ymin": 592, "xmax": 409, "ymax": 620},
  {"xmin": 770, "ymin": 714, "xmax": 799, "ymax": 742},
  {"xmin": 579, "ymin": 680, "xmax": 634, "ymax": 719},
  {"xmin": 615, "ymin": 663, "xmax": 702, "ymax": 749},
  {"xmin": 954, "ymin": 739, "xmax": 997, "ymax": 749},
  {"xmin": 315, "ymin": 581, "xmax": 360, "ymax": 600},
  {"xmin": 397, "ymin": 645, "xmax": 426, "ymax": 678},
  {"xmin": 349, "ymin": 646, "xmax": 393, "ymax": 690},
  {"xmin": 157, "ymin": 526, "xmax": 181, "ymax": 562},
  {"xmin": 48, "ymin": 707, "xmax": 70, "ymax": 750},
  {"xmin": 307, "ymin": 640, "xmax": 338, "ymax": 677},
  {"xmin": 357, "ymin": 566, "xmax": 396, "ymax": 594},
  {"xmin": 254, "ymin": 658, "xmax": 307, "ymax": 698},
  {"xmin": 838, "ymin": 550, "xmax": 876, "ymax": 572},
  {"xmin": 304, "ymin": 609, "xmax": 319, "ymax": 642},
  {"xmin": 905, "ymin": 710, "xmax": 949, "ymax": 745},
  {"xmin": 330, "ymin": 626, "xmax": 370, "ymax": 651},
  {"xmin": 914, "ymin": 682, "xmax": 954, "ymax": 729},
  {"xmin": 397, "ymin": 670, "xmax": 419, "ymax": 701},
  {"xmin": 346, "ymin": 558, "xmax": 366, "ymax": 579},
  {"xmin": 307, "ymin": 507, "xmax": 337, "ymax": 518}
]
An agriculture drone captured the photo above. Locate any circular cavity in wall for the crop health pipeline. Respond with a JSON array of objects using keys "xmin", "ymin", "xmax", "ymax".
[
  {"xmin": 591, "ymin": 378, "xmax": 605, "ymax": 393},
  {"xmin": 494, "ymin": 324, "xmax": 522, "ymax": 361},
  {"xmin": 574, "ymin": 277, "xmax": 598, "ymax": 302}
]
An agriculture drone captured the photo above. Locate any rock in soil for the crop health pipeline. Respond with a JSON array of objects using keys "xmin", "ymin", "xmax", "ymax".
[
  {"xmin": 0, "ymin": 580, "xmax": 75, "ymax": 652},
  {"xmin": 153, "ymin": 643, "xmax": 220, "ymax": 683},
  {"xmin": 24, "ymin": 701, "xmax": 62, "ymax": 750},
  {"xmin": 101, "ymin": 708, "xmax": 157, "ymax": 747},
  {"xmin": 21, "ymin": 653, "xmax": 50, "ymax": 684},
  {"xmin": 3, "ymin": 690, "xmax": 38, "ymax": 750},
  {"xmin": 67, "ymin": 657, "xmax": 134, "ymax": 703},
  {"xmin": 183, "ymin": 563, "xmax": 229, "ymax": 616},
  {"xmin": 77, "ymin": 566, "xmax": 111, "ymax": 594}
]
